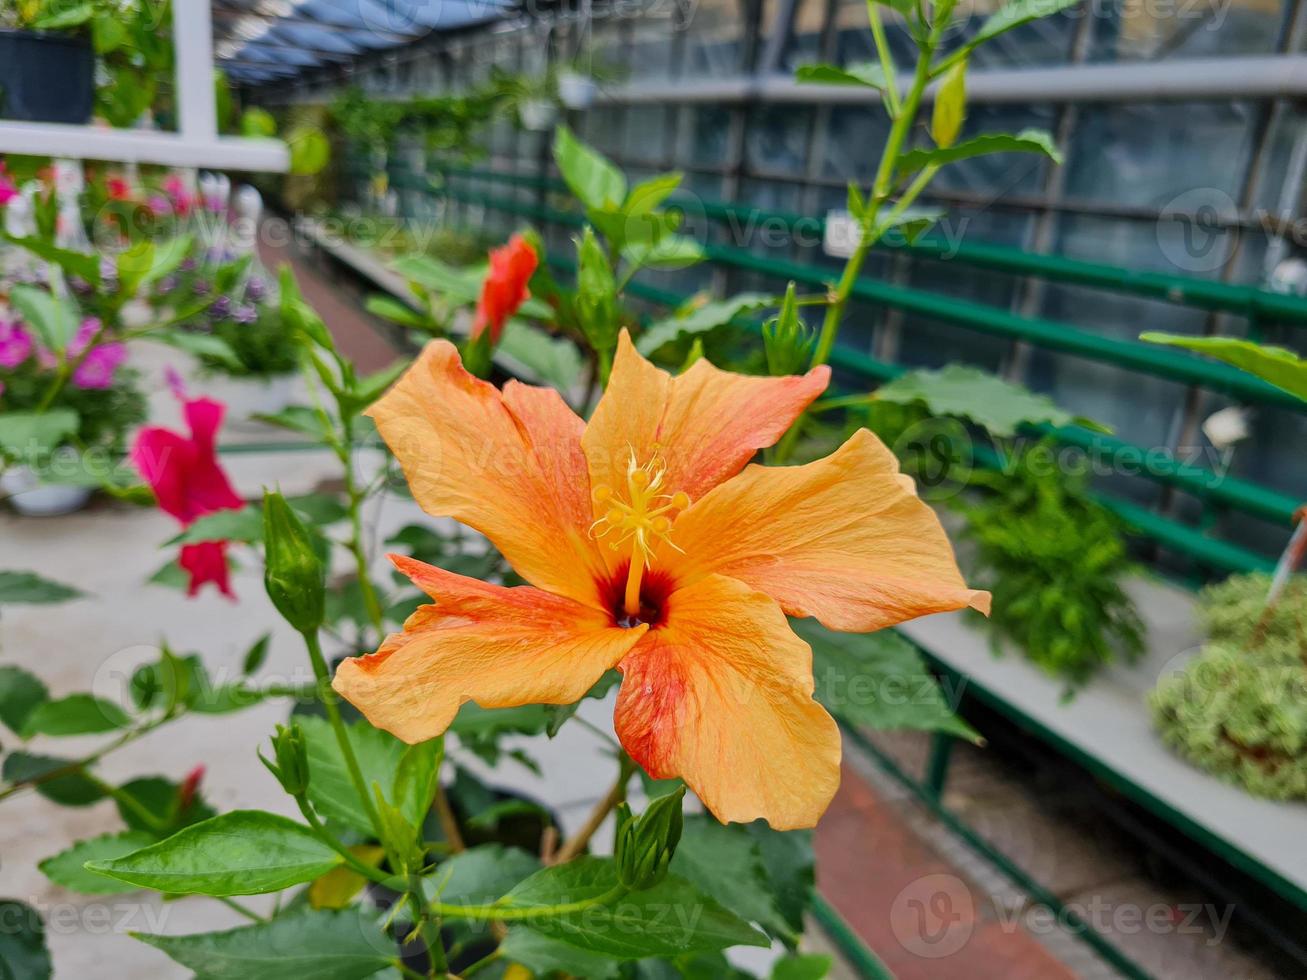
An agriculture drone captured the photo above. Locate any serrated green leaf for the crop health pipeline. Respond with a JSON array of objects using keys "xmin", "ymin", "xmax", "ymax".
[
  {"xmin": 0, "ymin": 409, "xmax": 80, "ymax": 460},
  {"xmin": 168, "ymin": 507, "xmax": 263, "ymax": 545},
  {"xmin": 2, "ymin": 752, "xmax": 105, "ymax": 806},
  {"xmin": 0, "ymin": 900, "xmax": 51, "ymax": 980},
  {"xmin": 429, "ymin": 844, "xmax": 541, "ymax": 905},
  {"xmin": 8, "ymin": 284, "xmax": 77, "ymax": 353},
  {"xmin": 873, "ymin": 363, "xmax": 1080, "ymax": 437},
  {"xmin": 798, "ymin": 620, "xmax": 978, "ymax": 740},
  {"xmin": 21, "ymin": 694, "xmax": 130, "ymax": 738},
  {"xmin": 133, "ymin": 908, "xmax": 394, "ymax": 979},
  {"xmin": 499, "ymin": 928, "xmax": 621, "ymax": 979},
  {"xmin": 497, "ymin": 321, "xmax": 584, "ymax": 390},
  {"xmin": 0, "ymin": 666, "xmax": 48, "ymax": 734},
  {"xmin": 115, "ymin": 775, "xmax": 217, "ymax": 835},
  {"xmin": 968, "ymin": 0, "xmax": 1082, "ymax": 49},
  {"xmin": 637, "ymin": 293, "xmax": 774, "ymax": 356},
  {"xmin": 671, "ymin": 816, "xmax": 794, "ymax": 943},
  {"xmin": 85, "ymin": 810, "xmax": 342, "ymax": 896},
  {"xmin": 1140, "ymin": 333, "xmax": 1307, "ymax": 402},
  {"xmin": 39, "ymin": 831, "xmax": 156, "ymax": 894},
  {"xmin": 622, "ymin": 234, "xmax": 704, "ymax": 270},
  {"xmin": 298, "ymin": 716, "xmax": 429, "ymax": 835},
  {"xmin": 795, "ymin": 62, "xmax": 890, "ymax": 90},
  {"xmin": 506, "ymin": 857, "xmax": 768, "ymax": 958},
  {"xmin": 898, "ymin": 128, "xmax": 1061, "ymax": 173},
  {"xmin": 748, "ymin": 823, "xmax": 814, "ymax": 938},
  {"xmin": 0, "ymin": 571, "xmax": 83, "ymax": 605},
  {"xmin": 554, "ymin": 125, "xmax": 627, "ymax": 212}
]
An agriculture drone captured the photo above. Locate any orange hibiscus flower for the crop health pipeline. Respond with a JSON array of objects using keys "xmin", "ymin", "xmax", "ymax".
[{"xmin": 334, "ymin": 332, "xmax": 989, "ymax": 829}]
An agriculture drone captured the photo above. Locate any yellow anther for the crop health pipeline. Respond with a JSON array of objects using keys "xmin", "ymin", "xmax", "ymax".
[{"xmin": 589, "ymin": 450, "xmax": 690, "ymax": 618}]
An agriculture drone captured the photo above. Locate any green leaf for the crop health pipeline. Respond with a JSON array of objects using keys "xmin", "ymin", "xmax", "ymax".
[
  {"xmin": 795, "ymin": 62, "xmax": 890, "ymax": 90},
  {"xmin": 240, "ymin": 107, "xmax": 277, "ymax": 139},
  {"xmin": 622, "ymin": 234, "xmax": 705, "ymax": 270},
  {"xmin": 34, "ymin": 3, "xmax": 94, "ymax": 29},
  {"xmin": 930, "ymin": 59, "xmax": 967, "ymax": 149},
  {"xmin": 0, "ymin": 409, "xmax": 80, "ymax": 460},
  {"xmin": 391, "ymin": 255, "xmax": 480, "ymax": 304},
  {"xmin": 429, "ymin": 844, "xmax": 541, "ymax": 905},
  {"xmin": 21, "ymin": 694, "xmax": 130, "ymax": 738},
  {"xmin": 507, "ymin": 857, "xmax": 769, "ymax": 958},
  {"xmin": 9, "ymin": 285, "xmax": 78, "ymax": 353},
  {"xmin": 798, "ymin": 620, "xmax": 978, "ymax": 740},
  {"xmin": 242, "ymin": 634, "xmax": 272, "ymax": 676},
  {"xmin": 497, "ymin": 321, "xmax": 584, "ymax": 390},
  {"xmin": 115, "ymin": 775, "xmax": 217, "ymax": 835},
  {"xmin": 39, "ymin": 831, "xmax": 156, "ymax": 895},
  {"xmin": 0, "ymin": 234, "xmax": 101, "ymax": 284},
  {"xmin": 554, "ymin": 124, "xmax": 627, "ymax": 211},
  {"xmin": 748, "ymin": 824, "xmax": 814, "ymax": 938},
  {"xmin": 898, "ymin": 128, "xmax": 1061, "ymax": 173},
  {"xmin": 151, "ymin": 331, "xmax": 244, "ymax": 370},
  {"xmin": 288, "ymin": 126, "xmax": 331, "ymax": 177},
  {"xmin": 671, "ymin": 816, "xmax": 794, "ymax": 942},
  {"xmin": 0, "ymin": 571, "xmax": 83, "ymax": 605},
  {"xmin": 252, "ymin": 406, "xmax": 332, "ymax": 440},
  {"xmin": 637, "ymin": 293, "xmax": 774, "ymax": 356},
  {"xmin": 2, "ymin": 752, "xmax": 106, "ymax": 807},
  {"xmin": 1140, "ymin": 333, "xmax": 1307, "ymax": 402},
  {"xmin": 773, "ymin": 953, "xmax": 833, "ymax": 980},
  {"xmin": 365, "ymin": 294, "xmax": 427, "ymax": 329},
  {"xmin": 0, "ymin": 901, "xmax": 51, "ymax": 980},
  {"xmin": 499, "ymin": 929, "xmax": 621, "ymax": 979},
  {"xmin": 968, "ymin": 0, "xmax": 1083, "ymax": 49},
  {"xmin": 624, "ymin": 173, "xmax": 683, "ymax": 217},
  {"xmin": 873, "ymin": 363, "xmax": 1080, "ymax": 437},
  {"xmin": 168, "ymin": 506, "xmax": 263, "ymax": 545},
  {"xmin": 85, "ymin": 810, "xmax": 342, "ymax": 896},
  {"xmin": 133, "ymin": 909, "xmax": 395, "ymax": 980},
  {"xmin": 298, "ymin": 716, "xmax": 426, "ymax": 835},
  {"xmin": 0, "ymin": 666, "xmax": 48, "ymax": 734},
  {"xmin": 451, "ymin": 703, "xmax": 552, "ymax": 741},
  {"xmin": 576, "ymin": 227, "xmax": 619, "ymax": 356},
  {"xmin": 117, "ymin": 236, "xmax": 193, "ymax": 297}
]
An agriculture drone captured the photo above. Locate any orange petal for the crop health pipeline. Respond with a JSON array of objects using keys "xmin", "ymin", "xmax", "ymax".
[
  {"xmin": 669, "ymin": 428, "xmax": 990, "ymax": 631},
  {"xmin": 613, "ymin": 574, "xmax": 841, "ymax": 829},
  {"xmin": 583, "ymin": 331, "xmax": 829, "ymax": 505},
  {"xmin": 333, "ymin": 556, "xmax": 646, "ymax": 744},
  {"xmin": 367, "ymin": 340, "xmax": 607, "ymax": 607}
]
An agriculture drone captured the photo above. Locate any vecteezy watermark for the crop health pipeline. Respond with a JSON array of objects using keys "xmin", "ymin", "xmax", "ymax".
[{"xmin": 890, "ymin": 874, "xmax": 976, "ymax": 958}]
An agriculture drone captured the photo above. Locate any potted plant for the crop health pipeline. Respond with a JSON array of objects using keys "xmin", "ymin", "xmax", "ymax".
[
  {"xmin": 0, "ymin": 7, "xmax": 94, "ymax": 124},
  {"xmin": 556, "ymin": 66, "xmax": 598, "ymax": 110},
  {"xmin": 0, "ymin": 314, "xmax": 146, "ymax": 515}
]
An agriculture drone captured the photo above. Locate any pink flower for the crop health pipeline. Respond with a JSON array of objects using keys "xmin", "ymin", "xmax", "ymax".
[
  {"xmin": 0, "ymin": 167, "xmax": 17, "ymax": 207},
  {"xmin": 106, "ymin": 176, "xmax": 131, "ymax": 201},
  {"xmin": 72, "ymin": 342, "xmax": 126, "ymax": 389},
  {"xmin": 162, "ymin": 174, "xmax": 193, "ymax": 217},
  {"xmin": 147, "ymin": 195, "xmax": 172, "ymax": 217},
  {"xmin": 0, "ymin": 319, "xmax": 33, "ymax": 368}
]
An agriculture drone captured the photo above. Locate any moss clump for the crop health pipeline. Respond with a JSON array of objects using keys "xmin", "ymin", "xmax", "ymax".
[
  {"xmin": 1151, "ymin": 640, "xmax": 1307, "ymax": 800},
  {"xmin": 1198, "ymin": 572, "xmax": 1307, "ymax": 648},
  {"xmin": 1151, "ymin": 572, "xmax": 1307, "ymax": 800}
]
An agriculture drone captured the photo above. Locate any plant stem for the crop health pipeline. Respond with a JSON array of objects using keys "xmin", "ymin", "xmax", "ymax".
[
  {"xmin": 429, "ymin": 884, "xmax": 629, "ymax": 922},
  {"xmin": 216, "ymin": 896, "xmax": 266, "ymax": 923},
  {"xmin": 300, "ymin": 628, "xmax": 384, "ymax": 838},
  {"xmin": 460, "ymin": 949, "xmax": 503, "ymax": 978},
  {"xmin": 553, "ymin": 757, "xmax": 633, "ymax": 864},
  {"xmin": 342, "ymin": 417, "xmax": 387, "ymax": 639},
  {"xmin": 294, "ymin": 795, "xmax": 394, "ymax": 886},
  {"xmin": 407, "ymin": 888, "xmax": 447, "ymax": 977}
]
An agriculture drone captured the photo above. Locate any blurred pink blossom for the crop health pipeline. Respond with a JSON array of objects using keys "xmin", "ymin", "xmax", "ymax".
[
  {"xmin": 0, "ymin": 319, "xmax": 33, "ymax": 368},
  {"xmin": 72, "ymin": 341, "xmax": 127, "ymax": 389}
]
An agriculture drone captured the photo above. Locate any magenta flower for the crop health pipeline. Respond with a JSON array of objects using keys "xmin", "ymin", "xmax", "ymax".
[
  {"xmin": 0, "ymin": 319, "xmax": 33, "ymax": 368},
  {"xmin": 72, "ymin": 342, "xmax": 127, "ymax": 389},
  {"xmin": 0, "ymin": 165, "xmax": 17, "ymax": 207}
]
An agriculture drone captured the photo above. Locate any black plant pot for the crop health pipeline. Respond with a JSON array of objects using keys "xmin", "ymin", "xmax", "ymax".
[{"xmin": 0, "ymin": 29, "xmax": 94, "ymax": 124}]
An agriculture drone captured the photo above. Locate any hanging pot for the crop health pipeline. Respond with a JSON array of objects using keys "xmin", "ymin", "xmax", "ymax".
[
  {"xmin": 0, "ymin": 466, "xmax": 94, "ymax": 517},
  {"xmin": 519, "ymin": 98, "xmax": 558, "ymax": 132},
  {"xmin": 0, "ymin": 29, "xmax": 94, "ymax": 124},
  {"xmin": 557, "ymin": 70, "xmax": 598, "ymax": 110}
]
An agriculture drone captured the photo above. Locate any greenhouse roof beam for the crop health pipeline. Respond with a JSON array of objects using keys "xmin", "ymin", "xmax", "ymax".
[{"xmin": 602, "ymin": 55, "xmax": 1307, "ymax": 106}]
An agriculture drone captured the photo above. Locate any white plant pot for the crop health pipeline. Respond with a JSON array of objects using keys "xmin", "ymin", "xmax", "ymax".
[
  {"xmin": 1, "ymin": 466, "xmax": 93, "ymax": 517},
  {"xmin": 520, "ymin": 99, "xmax": 558, "ymax": 132},
  {"xmin": 557, "ymin": 72, "xmax": 597, "ymax": 110},
  {"xmin": 196, "ymin": 372, "xmax": 297, "ymax": 426}
]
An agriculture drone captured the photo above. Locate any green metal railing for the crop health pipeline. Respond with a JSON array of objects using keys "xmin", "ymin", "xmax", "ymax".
[{"xmin": 361, "ymin": 161, "xmax": 1301, "ymax": 575}]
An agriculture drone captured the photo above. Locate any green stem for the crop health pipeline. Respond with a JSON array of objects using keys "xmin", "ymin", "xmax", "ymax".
[
  {"xmin": 460, "ymin": 950, "xmax": 504, "ymax": 977},
  {"xmin": 294, "ymin": 794, "xmax": 395, "ymax": 886},
  {"xmin": 342, "ymin": 417, "xmax": 386, "ymax": 638},
  {"xmin": 429, "ymin": 884, "xmax": 629, "ymax": 923},
  {"xmin": 87, "ymin": 775, "xmax": 169, "ymax": 834},
  {"xmin": 300, "ymin": 628, "xmax": 384, "ymax": 837},
  {"xmin": 216, "ymin": 896, "xmax": 266, "ymax": 923},
  {"xmin": 866, "ymin": 0, "xmax": 902, "ymax": 118}
]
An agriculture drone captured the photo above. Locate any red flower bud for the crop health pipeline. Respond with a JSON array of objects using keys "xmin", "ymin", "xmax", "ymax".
[{"xmin": 472, "ymin": 233, "xmax": 538, "ymax": 346}]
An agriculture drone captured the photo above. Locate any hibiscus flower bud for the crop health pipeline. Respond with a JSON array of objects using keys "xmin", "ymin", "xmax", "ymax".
[
  {"xmin": 761, "ymin": 282, "xmax": 815, "ymax": 377},
  {"xmin": 178, "ymin": 764, "xmax": 206, "ymax": 811},
  {"xmin": 261, "ymin": 490, "xmax": 325, "ymax": 634},
  {"xmin": 263, "ymin": 723, "xmax": 309, "ymax": 795},
  {"xmin": 615, "ymin": 785, "xmax": 685, "ymax": 890}
]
